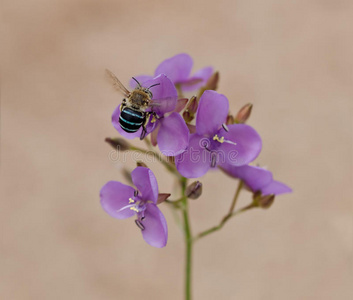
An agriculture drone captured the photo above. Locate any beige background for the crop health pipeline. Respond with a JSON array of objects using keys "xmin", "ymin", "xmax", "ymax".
[{"xmin": 1, "ymin": 0, "xmax": 352, "ymax": 299}]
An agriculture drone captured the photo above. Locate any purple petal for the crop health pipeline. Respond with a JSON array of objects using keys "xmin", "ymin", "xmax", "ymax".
[
  {"xmin": 174, "ymin": 98, "xmax": 188, "ymax": 113},
  {"xmin": 220, "ymin": 124, "xmax": 262, "ymax": 166},
  {"xmin": 150, "ymin": 122, "xmax": 160, "ymax": 146},
  {"xmin": 143, "ymin": 74, "xmax": 178, "ymax": 115},
  {"xmin": 157, "ymin": 113, "xmax": 189, "ymax": 156},
  {"xmin": 196, "ymin": 91, "xmax": 229, "ymax": 136},
  {"xmin": 131, "ymin": 167, "xmax": 159, "ymax": 203},
  {"xmin": 154, "ymin": 53, "xmax": 193, "ymax": 83},
  {"xmin": 220, "ymin": 165, "xmax": 273, "ymax": 192},
  {"xmin": 129, "ymin": 75, "xmax": 154, "ymax": 89},
  {"xmin": 112, "ymin": 105, "xmax": 142, "ymax": 139},
  {"xmin": 140, "ymin": 203, "xmax": 168, "ymax": 248},
  {"xmin": 175, "ymin": 134, "xmax": 211, "ymax": 178},
  {"xmin": 181, "ymin": 66, "xmax": 213, "ymax": 92},
  {"xmin": 100, "ymin": 181, "xmax": 135, "ymax": 219},
  {"xmin": 261, "ymin": 180, "xmax": 292, "ymax": 196}
]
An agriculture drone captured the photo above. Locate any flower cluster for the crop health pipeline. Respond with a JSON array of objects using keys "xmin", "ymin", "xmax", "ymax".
[{"xmin": 101, "ymin": 53, "xmax": 292, "ymax": 248}]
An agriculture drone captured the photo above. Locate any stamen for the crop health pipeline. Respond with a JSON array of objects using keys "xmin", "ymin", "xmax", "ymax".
[
  {"xmin": 129, "ymin": 198, "xmax": 135, "ymax": 204},
  {"xmin": 130, "ymin": 206, "xmax": 140, "ymax": 212},
  {"xmin": 116, "ymin": 204, "xmax": 134, "ymax": 213},
  {"xmin": 135, "ymin": 220, "xmax": 145, "ymax": 230},
  {"xmin": 200, "ymin": 139, "xmax": 211, "ymax": 151},
  {"xmin": 222, "ymin": 123, "xmax": 229, "ymax": 132},
  {"xmin": 223, "ymin": 140, "xmax": 237, "ymax": 146},
  {"xmin": 213, "ymin": 133, "xmax": 237, "ymax": 146},
  {"xmin": 213, "ymin": 134, "xmax": 225, "ymax": 143},
  {"xmin": 211, "ymin": 152, "xmax": 217, "ymax": 168}
]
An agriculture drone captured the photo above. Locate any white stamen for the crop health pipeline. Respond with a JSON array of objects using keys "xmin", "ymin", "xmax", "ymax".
[{"xmin": 116, "ymin": 204, "xmax": 135, "ymax": 213}]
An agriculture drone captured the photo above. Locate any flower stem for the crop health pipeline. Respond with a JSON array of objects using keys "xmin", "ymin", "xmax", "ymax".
[
  {"xmin": 228, "ymin": 180, "xmax": 243, "ymax": 214},
  {"xmin": 194, "ymin": 203, "xmax": 255, "ymax": 241},
  {"xmin": 180, "ymin": 177, "xmax": 192, "ymax": 300},
  {"xmin": 130, "ymin": 146, "xmax": 179, "ymax": 175},
  {"xmin": 194, "ymin": 181, "xmax": 251, "ymax": 242}
]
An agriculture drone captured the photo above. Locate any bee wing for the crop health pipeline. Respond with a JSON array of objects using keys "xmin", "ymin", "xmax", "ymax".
[
  {"xmin": 149, "ymin": 96, "xmax": 178, "ymax": 114},
  {"xmin": 105, "ymin": 69, "xmax": 130, "ymax": 97}
]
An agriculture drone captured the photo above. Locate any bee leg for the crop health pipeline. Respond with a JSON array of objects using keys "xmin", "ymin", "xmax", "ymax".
[
  {"xmin": 153, "ymin": 112, "xmax": 160, "ymax": 120},
  {"xmin": 140, "ymin": 113, "xmax": 150, "ymax": 140}
]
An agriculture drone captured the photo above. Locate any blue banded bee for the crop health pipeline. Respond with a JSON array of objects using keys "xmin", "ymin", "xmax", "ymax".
[{"xmin": 106, "ymin": 69, "xmax": 162, "ymax": 140}]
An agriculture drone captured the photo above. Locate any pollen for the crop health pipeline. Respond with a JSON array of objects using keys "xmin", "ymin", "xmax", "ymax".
[
  {"xmin": 213, "ymin": 134, "xmax": 225, "ymax": 143},
  {"xmin": 151, "ymin": 115, "xmax": 157, "ymax": 123},
  {"xmin": 130, "ymin": 206, "xmax": 140, "ymax": 212},
  {"xmin": 129, "ymin": 198, "xmax": 135, "ymax": 204}
]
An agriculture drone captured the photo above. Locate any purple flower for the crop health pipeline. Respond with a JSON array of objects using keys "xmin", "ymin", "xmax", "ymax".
[
  {"xmin": 112, "ymin": 74, "xmax": 189, "ymax": 156},
  {"xmin": 130, "ymin": 53, "xmax": 213, "ymax": 92},
  {"xmin": 220, "ymin": 164, "xmax": 292, "ymax": 196},
  {"xmin": 100, "ymin": 167, "xmax": 168, "ymax": 248},
  {"xmin": 175, "ymin": 90, "xmax": 262, "ymax": 178}
]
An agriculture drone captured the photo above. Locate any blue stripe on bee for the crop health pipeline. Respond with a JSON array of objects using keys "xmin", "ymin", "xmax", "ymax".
[
  {"xmin": 119, "ymin": 123, "xmax": 139, "ymax": 132},
  {"xmin": 119, "ymin": 115, "xmax": 143, "ymax": 126},
  {"xmin": 122, "ymin": 109, "xmax": 144, "ymax": 119}
]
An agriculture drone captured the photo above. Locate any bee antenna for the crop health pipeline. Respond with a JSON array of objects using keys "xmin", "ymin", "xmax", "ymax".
[
  {"xmin": 148, "ymin": 83, "xmax": 160, "ymax": 89},
  {"xmin": 132, "ymin": 77, "xmax": 141, "ymax": 87}
]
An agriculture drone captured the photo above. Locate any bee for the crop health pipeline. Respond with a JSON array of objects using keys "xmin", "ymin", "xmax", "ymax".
[{"xmin": 106, "ymin": 69, "xmax": 163, "ymax": 140}]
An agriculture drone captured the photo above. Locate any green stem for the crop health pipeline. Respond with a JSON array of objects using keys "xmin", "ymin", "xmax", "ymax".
[
  {"xmin": 228, "ymin": 180, "xmax": 243, "ymax": 214},
  {"xmin": 194, "ymin": 181, "xmax": 251, "ymax": 241},
  {"xmin": 130, "ymin": 146, "xmax": 179, "ymax": 175},
  {"xmin": 180, "ymin": 177, "xmax": 192, "ymax": 300},
  {"xmin": 194, "ymin": 203, "xmax": 255, "ymax": 241}
]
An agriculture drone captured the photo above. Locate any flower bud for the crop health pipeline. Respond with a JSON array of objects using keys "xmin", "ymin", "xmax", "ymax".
[
  {"xmin": 183, "ymin": 96, "xmax": 198, "ymax": 123},
  {"xmin": 226, "ymin": 114, "xmax": 235, "ymax": 125},
  {"xmin": 235, "ymin": 103, "xmax": 253, "ymax": 124},
  {"xmin": 186, "ymin": 181, "xmax": 202, "ymax": 199},
  {"xmin": 136, "ymin": 161, "xmax": 148, "ymax": 168},
  {"xmin": 183, "ymin": 110, "xmax": 193, "ymax": 123},
  {"xmin": 258, "ymin": 194, "xmax": 275, "ymax": 209},
  {"xmin": 205, "ymin": 71, "xmax": 219, "ymax": 91},
  {"xmin": 197, "ymin": 72, "xmax": 219, "ymax": 98},
  {"xmin": 105, "ymin": 137, "xmax": 130, "ymax": 151},
  {"xmin": 186, "ymin": 96, "xmax": 198, "ymax": 114}
]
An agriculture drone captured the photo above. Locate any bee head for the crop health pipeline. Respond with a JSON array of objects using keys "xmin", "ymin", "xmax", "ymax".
[
  {"xmin": 143, "ymin": 88, "xmax": 153, "ymax": 99},
  {"xmin": 145, "ymin": 83, "xmax": 160, "ymax": 99}
]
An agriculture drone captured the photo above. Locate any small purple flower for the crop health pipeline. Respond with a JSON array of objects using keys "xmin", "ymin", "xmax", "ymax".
[
  {"xmin": 220, "ymin": 164, "xmax": 292, "ymax": 196},
  {"xmin": 100, "ymin": 167, "xmax": 168, "ymax": 248},
  {"xmin": 112, "ymin": 74, "xmax": 189, "ymax": 156},
  {"xmin": 130, "ymin": 53, "xmax": 213, "ymax": 92},
  {"xmin": 175, "ymin": 90, "xmax": 262, "ymax": 178}
]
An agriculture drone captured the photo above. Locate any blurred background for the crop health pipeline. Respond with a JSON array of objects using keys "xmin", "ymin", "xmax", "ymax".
[{"xmin": 1, "ymin": 0, "xmax": 352, "ymax": 299}]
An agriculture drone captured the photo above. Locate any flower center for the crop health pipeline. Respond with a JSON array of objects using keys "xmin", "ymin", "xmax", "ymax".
[
  {"xmin": 116, "ymin": 196, "xmax": 152, "ymax": 216},
  {"xmin": 213, "ymin": 134, "xmax": 224, "ymax": 143},
  {"xmin": 212, "ymin": 133, "xmax": 237, "ymax": 146},
  {"xmin": 128, "ymin": 197, "xmax": 147, "ymax": 213}
]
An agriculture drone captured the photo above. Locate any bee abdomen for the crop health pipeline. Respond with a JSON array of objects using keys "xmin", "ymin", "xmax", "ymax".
[{"xmin": 119, "ymin": 108, "xmax": 145, "ymax": 132}]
